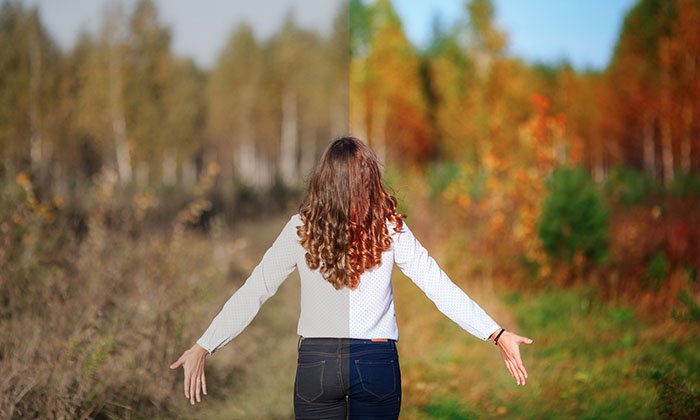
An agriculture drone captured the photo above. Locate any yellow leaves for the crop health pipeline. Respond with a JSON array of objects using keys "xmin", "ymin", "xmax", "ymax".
[
  {"xmin": 52, "ymin": 194, "xmax": 64, "ymax": 209},
  {"xmin": 15, "ymin": 172, "xmax": 32, "ymax": 190},
  {"xmin": 482, "ymin": 150, "xmax": 499, "ymax": 172},
  {"xmin": 176, "ymin": 198, "xmax": 212, "ymax": 225},
  {"xmin": 35, "ymin": 202, "xmax": 55, "ymax": 224},
  {"xmin": 132, "ymin": 189, "xmax": 158, "ymax": 222},
  {"xmin": 487, "ymin": 210, "xmax": 506, "ymax": 238},
  {"xmin": 10, "ymin": 171, "xmax": 55, "ymax": 225},
  {"xmin": 538, "ymin": 263, "xmax": 552, "ymax": 278},
  {"xmin": 206, "ymin": 162, "xmax": 220, "ymax": 177},
  {"xmin": 457, "ymin": 194, "xmax": 471, "ymax": 210}
]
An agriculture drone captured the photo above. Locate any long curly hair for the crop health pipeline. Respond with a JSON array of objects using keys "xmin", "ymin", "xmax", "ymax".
[{"xmin": 296, "ymin": 136, "xmax": 405, "ymax": 290}]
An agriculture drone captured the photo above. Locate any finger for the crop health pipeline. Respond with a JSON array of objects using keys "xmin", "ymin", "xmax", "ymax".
[
  {"xmin": 502, "ymin": 343, "xmax": 526, "ymax": 385},
  {"xmin": 183, "ymin": 368, "xmax": 190, "ymax": 398},
  {"xmin": 507, "ymin": 354, "xmax": 524, "ymax": 385},
  {"xmin": 170, "ymin": 357, "xmax": 182, "ymax": 369},
  {"xmin": 514, "ymin": 353, "xmax": 528, "ymax": 379},
  {"xmin": 504, "ymin": 358, "xmax": 518, "ymax": 384},
  {"xmin": 190, "ymin": 370, "xmax": 197, "ymax": 405},
  {"xmin": 520, "ymin": 335, "xmax": 534, "ymax": 344},
  {"xmin": 202, "ymin": 371, "xmax": 207, "ymax": 396},
  {"xmin": 510, "ymin": 360, "xmax": 523, "ymax": 386},
  {"xmin": 512, "ymin": 357, "xmax": 526, "ymax": 386},
  {"xmin": 196, "ymin": 375, "xmax": 201, "ymax": 402}
]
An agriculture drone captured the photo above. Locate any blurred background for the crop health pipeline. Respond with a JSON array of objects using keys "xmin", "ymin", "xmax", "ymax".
[{"xmin": 1, "ymin": 0, "xmax": 699, "ymax": 418}]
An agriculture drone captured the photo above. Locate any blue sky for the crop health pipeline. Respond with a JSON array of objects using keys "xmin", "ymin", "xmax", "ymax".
[
  {"xmin": 22, "ymin": 0, "xmax": 636, "ymax": 71},
  {"xmin": 393, "ymin": 0, "xmax": 638, "ymax": 71}
]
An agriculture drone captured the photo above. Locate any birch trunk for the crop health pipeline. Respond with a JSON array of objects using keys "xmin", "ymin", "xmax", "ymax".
[
  {"xmin": 28, "ymin": 19, "xmax": 42, "ymax": 174},
  {"xmin": 279, "ymin": 84, "xmax": 298, "ymax": 185},
  {"xmin": 107, "ymin": 4, "xmax": 131, "ymax": 184}
]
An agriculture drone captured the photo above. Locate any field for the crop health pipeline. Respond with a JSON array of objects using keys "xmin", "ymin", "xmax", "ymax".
[{"xmin": 2, "ymin": 175, "xmax": 698, "ymax": 419}]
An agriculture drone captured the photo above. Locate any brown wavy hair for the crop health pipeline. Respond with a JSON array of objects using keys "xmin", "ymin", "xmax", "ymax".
[{"xmin": 296, "ymin": 136, "xmax": 405, "ymax": 290}]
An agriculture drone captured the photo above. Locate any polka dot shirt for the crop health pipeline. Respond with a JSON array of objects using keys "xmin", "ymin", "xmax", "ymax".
[{"xmin": 196, "ymin": 214, "xmax": 502, "ymax": 355}]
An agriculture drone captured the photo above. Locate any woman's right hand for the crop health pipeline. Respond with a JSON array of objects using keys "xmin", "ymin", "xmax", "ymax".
[
  {"xmin": 493, "ymin": 330, "xmax": 533, "ymax": 386},
  {"xmin": 169, "ymin": 343, "xmax": 209, "ymax": 405}
]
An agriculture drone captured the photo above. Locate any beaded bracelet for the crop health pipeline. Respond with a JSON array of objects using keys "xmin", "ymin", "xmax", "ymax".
[{"xmin": 493, "ymin": 328, "xmax": 505, "ymax": 345}]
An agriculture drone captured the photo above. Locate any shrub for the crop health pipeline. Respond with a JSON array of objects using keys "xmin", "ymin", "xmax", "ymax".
[
  {"xmin": 671, "ymin": 289, "xmax": 700, "ymax": 323},
  {"xmin": 426, "ymin": 160, "xmax": 461, "ymax": 200},
  {"xmin": 604, "ymin": 165, "xmax": 656, "ymax": 206},
  {"xmin": 537, "ymin": 165, "xmax": 609, "ymax": 265},
  {"xmin": 642, "ymin": 251, "xmax": 670, "ymax": 291},
  {"xmin": 647, "ymin": 363, "xmax": 700, "ymax": 418},
  {"xmin": 670, "ymin": 171, "xmax": 700, "ymax": 198}
]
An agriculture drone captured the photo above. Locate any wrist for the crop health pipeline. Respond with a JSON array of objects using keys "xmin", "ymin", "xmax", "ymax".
[
  {"xmin": 192, "ymin": 342, "xmax": 210, "ymax": 356},
  {"xmin": 490, "ymin": 328, "xmax": 506, "ymax": 345}
]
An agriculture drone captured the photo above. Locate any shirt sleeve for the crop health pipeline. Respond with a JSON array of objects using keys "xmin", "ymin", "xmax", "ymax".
[
  {"xmin": 196, "ymin": 215, "xmax": 299, "ymax": 355},
  {"xmin": 392, "ymin": 220, "xmax": 501, "ymax": 341}
]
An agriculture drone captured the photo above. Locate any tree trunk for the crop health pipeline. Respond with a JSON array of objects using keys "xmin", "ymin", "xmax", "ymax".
[
  {"xmin": 163, "ymin": 148, "xmax": 176, "ymax": 186},
  {"xmin": 279, "ymin": 84, "xmax": 298, "ymax": 186},
  {"xmin": 660, "ymin": 39, "xmax": 675, "ymax": 186},
  {"xmin": 28, "ymin": 18, "xmax": 42, "ymax": 177},
  {"xmin": 681, "ymin": 54, "xmax": 696, "ymax": 173},
  {"xmin": 643, "ymin": 113, "xmax": 657, "ymax": 177},
  {"xmin": 107, "ymin": 5, "xmax": 132, "ymax": 184},
  {"xmin": 300, "ymin": 124, "xmax": 317, "ymax": 182}
]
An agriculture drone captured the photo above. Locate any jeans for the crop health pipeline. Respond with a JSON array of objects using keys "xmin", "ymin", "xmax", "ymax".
[{"xmin": 293, "ymin": 336, "xmax": 402, "ymax": 419}]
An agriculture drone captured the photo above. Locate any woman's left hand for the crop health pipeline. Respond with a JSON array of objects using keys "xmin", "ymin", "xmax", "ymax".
[
  {"xmin": 169, "ymin": 343, "xmax": 209, "ymax": 405},
  {"xmin": 494, "ymin": 330, "xmax": 533, "ymax": 386}
]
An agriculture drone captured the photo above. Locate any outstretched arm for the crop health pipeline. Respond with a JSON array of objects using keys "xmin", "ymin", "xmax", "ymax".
[
  {"xmin": 393, "ymin": 220, "xmax": 502, "ymax": 341},
  {"xmin": 393, "ymin": 221, "xmax": 533, "ymax": 386},
  {"xmin": 170, "ymin": 215, "xmax": 299, "ymax": 405},
  {"xmin": 195, "ymin": 214, "xmax": 299, "ymax": 355}
]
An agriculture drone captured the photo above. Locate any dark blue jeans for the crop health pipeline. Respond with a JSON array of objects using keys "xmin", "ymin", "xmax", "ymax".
[{"xmin": 293, "ymin": 336, "xmax": 402, "ymax": 419}]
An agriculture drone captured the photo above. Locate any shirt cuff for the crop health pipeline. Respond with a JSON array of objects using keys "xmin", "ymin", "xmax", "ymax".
[
  {"xmin": 196, "ymin": 338, "xmax": 214, "ymax": 355},
  {"xmin": 484, "ymin": 325, "xmax": 502, "ymax": 342}
]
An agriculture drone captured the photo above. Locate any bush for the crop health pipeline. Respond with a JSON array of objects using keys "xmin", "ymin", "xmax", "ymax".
[
  {"xmin": 537, "ymin": 165, "xmax": 609, "ymax": 265},
  {"xmin": 646, "ymin": 363, "xmax": 700, "ymax": 418},
  {"xmin": 671, "ymin": 289, "xmax": 700, "ymax": 323},
  {"xmin": 670, "ymin": 171, "xmax": 700, "ymax": 198},
  {"xmin": 426, "ymin": 160, "xmax": 460, "ymax": 200},
  {"xmin": 604, "ymin": 165, "xmax": 656, "ymax": 206},
  {"xmin": 642, "ymin": 251, "xmax": 670, "ymax": 291}
]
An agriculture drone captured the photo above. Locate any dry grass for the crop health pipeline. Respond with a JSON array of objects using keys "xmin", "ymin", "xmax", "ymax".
[{"xmin": 0, "ymin": 173, "xmax": 302, "ymax": 419}]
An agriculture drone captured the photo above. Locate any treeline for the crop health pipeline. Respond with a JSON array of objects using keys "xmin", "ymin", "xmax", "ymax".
[
  {"xmin": 0, "ymin": 0, "xmax": 348, "ymax": 203},
  {"xmin": 350, "ymin": 0, "xmax": 700, "ymax": 183},
  {"xmin": 1, "ymin": 0, "xmax": 698, "ymax": 204}
]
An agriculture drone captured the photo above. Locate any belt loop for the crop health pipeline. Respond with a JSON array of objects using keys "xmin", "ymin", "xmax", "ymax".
[{"xmin": 297, "ymin": 335, "xmax": 303, "ymax": 351}]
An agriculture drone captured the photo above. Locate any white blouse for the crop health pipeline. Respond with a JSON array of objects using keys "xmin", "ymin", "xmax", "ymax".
[{"xmin": 196, "ymin": 213, "xmax": 502, "ymax": 355}]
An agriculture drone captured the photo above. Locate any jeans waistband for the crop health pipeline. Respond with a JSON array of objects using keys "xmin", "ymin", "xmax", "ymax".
[{"xmin": 297, "ymin": 336, "xmax": 397, "ymax": 352}]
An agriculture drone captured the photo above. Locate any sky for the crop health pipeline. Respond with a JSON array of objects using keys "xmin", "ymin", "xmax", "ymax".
[
  {"xmin": 393, "ymin": 0, "xmax": 638, "ymax": 71},
  {"xmin": 22, "ymin": 0, "xmax": 343, "ymax": 69},
  {"xmin": 22, "ymin": 0, "xmax": 637, "ymax": 71}
]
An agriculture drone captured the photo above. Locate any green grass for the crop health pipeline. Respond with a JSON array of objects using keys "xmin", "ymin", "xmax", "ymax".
[{"xmin": 409, "ymin": 285, "xmax": 700, "ymax": 419}]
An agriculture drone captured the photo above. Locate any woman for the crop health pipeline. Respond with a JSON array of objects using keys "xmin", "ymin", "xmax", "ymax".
[{"xmin": 170, "ymin": 136, "xmax": 533, "ymax": 418}]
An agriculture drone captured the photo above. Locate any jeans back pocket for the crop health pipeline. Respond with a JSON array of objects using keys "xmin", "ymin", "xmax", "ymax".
[
  {"xmin": 354, "ymin": 359, "xmax": 397, "ymax": 399},
  {"xmin": 295, "ymin": 360, "xmax": 326, "ymax": 403}
]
